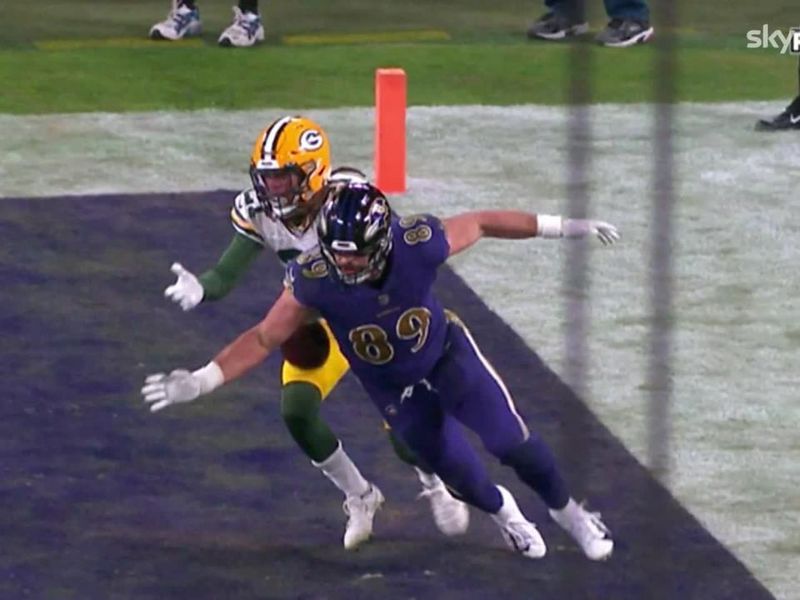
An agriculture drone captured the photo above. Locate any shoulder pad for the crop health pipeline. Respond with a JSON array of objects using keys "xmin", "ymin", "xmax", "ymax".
[
  {"xmin": 296, "ymin": 249, "xmax": 329, "ymax": 279},
  {"xmin": 230, "ymin": 189, "xmax": 265, "ymax": 245}
]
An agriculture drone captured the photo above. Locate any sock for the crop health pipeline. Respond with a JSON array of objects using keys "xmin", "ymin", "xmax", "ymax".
[
  {"xmin": 500, "ymin": 435, "xmax": 570, "ymax": 510},
  {"xmin": 312, "ymin": 441, "xmax": 370, "ymax": 498}
]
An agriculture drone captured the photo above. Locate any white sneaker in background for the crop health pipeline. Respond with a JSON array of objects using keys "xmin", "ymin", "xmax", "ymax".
[
  {"xmin": 149, "ymin": 2, "xmax": 202, "ymax": 41},
  {"xmin": 218, "ymin": 6, "xmax": 265, "ymax": 47}
]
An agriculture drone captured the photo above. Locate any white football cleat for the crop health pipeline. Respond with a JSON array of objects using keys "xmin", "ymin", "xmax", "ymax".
[
  {"xmin": 218, "ymin": 6, "xmax": 265, "ymax": 47},
  {"xmin": 149, "ymin": 2, "xmax": 202, "ymax": 40},
  {"xmin": 491, "ymin": 485, "xmax": 546, "ymax": 559},
  {"xmin": 342, "ymin": 484, "xmax": 384, "ymax": 550},
  {"xmin": 416, "ymin": 472, "xmax": 469, "ymax": 536},
  {"xmin": 549, "ymin": 499, "xmax": 613, "ymax": 561}
]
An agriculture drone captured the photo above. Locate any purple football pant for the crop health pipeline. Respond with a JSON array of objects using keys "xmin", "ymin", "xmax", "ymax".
[{"xmin": 362, "ymin": 317, "xmax": 569, "ymax": 514}]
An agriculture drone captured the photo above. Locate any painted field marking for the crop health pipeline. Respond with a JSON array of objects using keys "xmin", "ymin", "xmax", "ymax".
[{"xmin": 282, "ymin": 30, "xmax": 450, "ymax": 46}]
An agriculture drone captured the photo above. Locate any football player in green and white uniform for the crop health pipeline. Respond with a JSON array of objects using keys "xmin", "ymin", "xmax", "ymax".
[{"xmin": 160, "ymin": 116, "xmax": 469, "ymax": 549}]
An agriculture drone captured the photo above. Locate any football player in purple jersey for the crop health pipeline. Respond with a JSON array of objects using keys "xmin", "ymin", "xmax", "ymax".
[{"xmin": 143, "ymin": 180, "xmax": 620, "ymax": 560}]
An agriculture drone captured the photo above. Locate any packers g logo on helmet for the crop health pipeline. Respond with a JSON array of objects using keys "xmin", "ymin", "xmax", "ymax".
[
  {"xmin": 249, "ymin": 116, "xmax": 332, "ymax": 232},
  {"xmin": 299, "ymin": 129, "xmax": 324, "ymax": 151}
]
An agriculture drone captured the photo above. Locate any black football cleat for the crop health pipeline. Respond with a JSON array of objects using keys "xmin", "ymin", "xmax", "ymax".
[{"xmin": 756, "ymin": 95, "xmax": 800, "ymax": 131}]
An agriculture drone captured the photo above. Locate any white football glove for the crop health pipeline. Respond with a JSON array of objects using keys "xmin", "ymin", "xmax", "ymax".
[
  {"xmin": 164, "ymin": 262, "xmax": 204, "ymax": 311},
  {"xmin": 563, "ymin": 219, "xmax": 620, "ymax": 246},
  {"xmin": 141, "ymin": 369, "xmax": 202, "ymax": 412}
]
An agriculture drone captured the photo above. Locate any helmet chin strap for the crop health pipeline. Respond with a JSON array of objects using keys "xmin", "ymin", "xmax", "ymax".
[
  {"xmin": 348, "ymin": 253, "xmax": 389, "ymax": 286},
  {"xmin": 267, "ymin": 189, "xmax": 320, "ymax": 235}
]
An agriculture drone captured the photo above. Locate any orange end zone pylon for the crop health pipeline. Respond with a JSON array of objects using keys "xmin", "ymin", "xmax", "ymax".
[{"xmin": 374, "ymin": 68, "xmax": 407, "ymax": 194}]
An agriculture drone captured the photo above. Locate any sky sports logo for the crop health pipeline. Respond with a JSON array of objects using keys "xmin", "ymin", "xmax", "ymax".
[{"xmin": 746, "ymin": 26, "xmax": 800, "ymax": 54}]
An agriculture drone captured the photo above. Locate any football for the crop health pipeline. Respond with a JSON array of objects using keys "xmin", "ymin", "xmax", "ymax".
[{"xmin": 280, "ymin": 321, "xmax": 331, "ymax": 369}]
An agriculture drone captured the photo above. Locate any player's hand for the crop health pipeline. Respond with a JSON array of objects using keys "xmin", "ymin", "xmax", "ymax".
[
  {"xmin": 164, "ymin": 262, "xmax": 204, "ymax": 311},
  {"xmin": 141, "ymin": 369, "xmax": 202, "ymax": 412},
  {"xmin": 563, "ymin": 219, "xmax": 620, "ymax": 246}
]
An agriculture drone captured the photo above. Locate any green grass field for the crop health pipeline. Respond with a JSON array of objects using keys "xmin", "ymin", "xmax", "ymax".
[{"xmin": 1, "ymin": 0, "xmax": 798, "ymax": 113}]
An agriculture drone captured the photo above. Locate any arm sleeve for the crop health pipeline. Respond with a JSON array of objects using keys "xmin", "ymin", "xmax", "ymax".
[{"xmin": 198, "ymin": 233, "xmax": 263, "ymax": 301}]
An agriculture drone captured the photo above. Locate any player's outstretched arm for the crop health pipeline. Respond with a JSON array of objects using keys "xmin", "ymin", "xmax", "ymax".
[
  {"xmin": 142, "ymin": 288, "xmax": 309, "ymax": 412},
  {"xmin": 443, "ymin": 211, "xmax": 620, "ymax": 257},
  {"xmin": 214, "ymin": 288, "xmax": 308, "ymax": 382},
  {"xmin": 197, "ymin": 234, "xmax": 263, "ymax": 302}
]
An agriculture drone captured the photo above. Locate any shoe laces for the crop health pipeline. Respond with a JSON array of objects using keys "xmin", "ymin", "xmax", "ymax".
[
  {"xmin": 343, "ymin": 486, "xmax": 375, "ymax": 517},
  {"xmin": 232, "ymin": 6, "xmax": 259, "ymax": 29},
  {"xmin": 504, "ymin": 519, "xmax": 537, "ymax": 551},
  {"xmin": 342, "ymin": 496, "xmax": 361, "ymax": 516},
  {"xmin": 416, "ymin": 484, "xmax": 453, "ymax": 515},
  {"xmin": 167, "ymin": 5, "xmax": 195, "ymax": 26},
  {"xmin": 416, "ymin": 476, "xmax": 445, "ymax": 499},
  {"xmin": 575, "ymin": 503, "xmax": 611, "ymax": 539}
]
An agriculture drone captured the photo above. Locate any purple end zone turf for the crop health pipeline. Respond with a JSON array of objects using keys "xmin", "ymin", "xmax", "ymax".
[{"xmin": 0, "ymin": 191, "xmax": 776, "ymax": 600}]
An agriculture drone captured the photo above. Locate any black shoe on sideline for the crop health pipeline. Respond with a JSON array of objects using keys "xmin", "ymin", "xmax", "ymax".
[{"xmin": 756, "ymin": 95, "xmax": 800, "ymax": 131}]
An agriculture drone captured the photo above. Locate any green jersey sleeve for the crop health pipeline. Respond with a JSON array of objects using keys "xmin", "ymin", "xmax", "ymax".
[{"xmin": 198, "ymin": 233, "xmax": 263, "ymax": 301}]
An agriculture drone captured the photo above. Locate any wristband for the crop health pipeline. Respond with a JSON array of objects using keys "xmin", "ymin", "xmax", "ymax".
[
  {"xmin": 536, "ymin": 214, "xmax": 563, "ymax": 239},
  {"xmin": 192, "ymin": 361, "xmax": 225, "ymax": 395}
]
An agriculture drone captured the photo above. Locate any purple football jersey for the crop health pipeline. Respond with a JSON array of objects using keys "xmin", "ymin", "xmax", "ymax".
[{"xmin": 285, "ymin": 214, "xmax": 450, "ymax": 387}]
